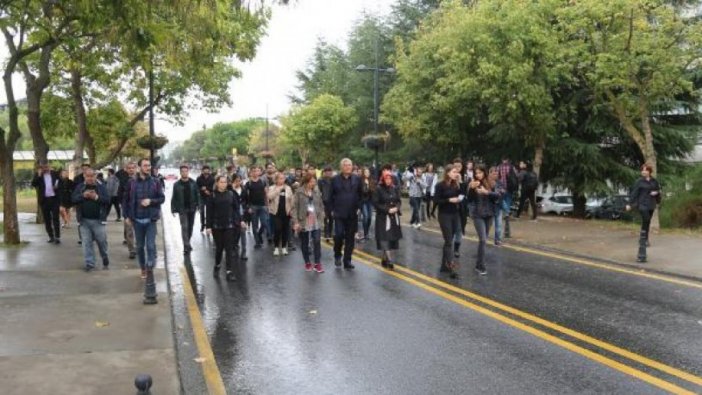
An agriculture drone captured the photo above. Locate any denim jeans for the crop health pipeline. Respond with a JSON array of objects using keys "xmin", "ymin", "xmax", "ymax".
[
  {"xmin": 494, "ymin": 207, "xmax": 503, "ymax": 243},
  {"xmin": 250, "ymin": 205, "xmax": 270, "ymax": 245},
  {"xmin": 300, "ymin": 229, "xmax": 321, "ymax": 263},
  {"xmin": 409, "ymin": 197, "xmax": 422, "ymax": 225},
  {"xmin": 133, "ymin": 219, "xmax": 157, "ymax": 270},
  {"xmin": 361, "ymin": 201, "xmax": 373, "ymax": 237},
  {"xmin": 80, "ymin": 218, "xmax": 109, "ymax": 268},
  {"xmin": 473, "ymin": 216, "xmax": 492, "ymax": 266}
]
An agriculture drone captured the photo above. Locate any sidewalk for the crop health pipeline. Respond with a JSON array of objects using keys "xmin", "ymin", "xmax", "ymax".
[
  {"xmin": 412, "ymin": 205, "xmax": 702, "ymax": 281},
  {"xmin": 0, "ymin": 214, "xmax": 180, "ymax": 395}
]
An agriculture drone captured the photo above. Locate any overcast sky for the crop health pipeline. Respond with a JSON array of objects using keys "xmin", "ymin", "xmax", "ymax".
[{"xmin": 1, "ymin": 0, "xmax": 396, "ymax": 142}]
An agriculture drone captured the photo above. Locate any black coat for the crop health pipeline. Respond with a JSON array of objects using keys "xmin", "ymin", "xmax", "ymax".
[
  {"xmin": 57, "ymin": 178, "xmax": 75, "ymax": 207},
  {"xmin": 206, "ymin": 189, "xmax": 242, "ymax": 230},
  {"xmin": 329, "ymin": 174, "xmax": 363, "ymax": 219},
  {"xmin": 629, "ymin": 177, "xmax": 661, "ymax": 211},
  {"xmin": 373, "ymin": 184, "xmax": 403, "ymax": 242},
  {"xmin": 31, "ymin": 171, "xmax": 60, "ymax": 205}
]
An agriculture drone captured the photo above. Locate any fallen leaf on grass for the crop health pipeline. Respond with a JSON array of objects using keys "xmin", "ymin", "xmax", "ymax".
[{"xmin": 95, "ymin": 321, "xmax": 110, "ymax": 328}]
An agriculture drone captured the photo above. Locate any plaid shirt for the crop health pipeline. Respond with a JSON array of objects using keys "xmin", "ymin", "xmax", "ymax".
[{"xmin": 498, "ymin": 162, "xmax": 515, "ymax": 186}]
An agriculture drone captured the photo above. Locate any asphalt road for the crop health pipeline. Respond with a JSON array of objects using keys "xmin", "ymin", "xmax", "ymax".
[{"xmin": 164, "ymin": 197, "xmax": 702, "ymax": 395}]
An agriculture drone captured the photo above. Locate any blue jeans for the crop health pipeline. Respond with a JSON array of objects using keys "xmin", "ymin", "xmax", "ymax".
[
  {"xmin": 80, "ymin": 218, "xmax": 109, "ymax": 268},
  {"xmin": 409, "ymin": 197, "xmax": 422, "ymax": 225},
  {"xmin": 361, "ymin": 201, "xmax": 373, "ymax": 237},
  {"xmin": 502, "ymin": 192, "xmax": 513, "ymax": 215},
  {"xmin": 494, "ymin": 207, "xmax": 503, "ymax": 243},
  {"xmin": 300, "ymin": 229, "xmax": 321, "ymax": 263},
  {"xmin": 133, "ymin": 219, "xmax": 157, "ymax": 270},
  {"xmin": 250, "ymin": 205, "xmax": 270, "ymax": 245},
  {"xmin": 472, "ymin": 216, "xmax": 492, "ymax": 266}
]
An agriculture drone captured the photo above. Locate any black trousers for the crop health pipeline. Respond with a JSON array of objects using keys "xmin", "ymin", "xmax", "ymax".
[
  {"xmin": 273, "ymin": 213, "xmax": 290, "ymax": 248},
  {"xmin": 106, "ymin": 196, "xmax": 121, "ymax": 219},
  {"xmin": 517, "ymin": 189, "xmax": 537, "ymax": 219},
  {"xmin": 212, "ymin": 228, "xmax": 238, "ymax": 273},
  {"xmin": 438, "ymin": 212, "xmax": 460, "ymax": 266},
  {"xmin": 41, "ymin": 197, "xmax": 61, "ymax": 240},
  {"xmin": 323, "ymin": 204, "xmax": 334, "ymax": 239},
  {"xmin": 333, "ymin": 216, "xmax": 358, "ymax": 264}
]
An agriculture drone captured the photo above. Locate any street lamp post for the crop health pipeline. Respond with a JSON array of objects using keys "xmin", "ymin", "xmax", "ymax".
[{"xmin": 355, "ymin": 43, "xmax": 394, "ymax": 167}]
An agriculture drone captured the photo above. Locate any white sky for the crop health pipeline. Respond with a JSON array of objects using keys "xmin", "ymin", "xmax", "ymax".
[{"xmin": 1, "ymin": 0, "xmax": 396, "ymax": 142}]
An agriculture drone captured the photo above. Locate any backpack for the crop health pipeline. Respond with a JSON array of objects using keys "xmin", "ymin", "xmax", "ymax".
[
  {"xmin": 506, "ymin": 167, "xmax": 519, "ymax": 193},
  {"xmin": 524, "ymin": 171, "xmax": 539, "ymax": 190}
]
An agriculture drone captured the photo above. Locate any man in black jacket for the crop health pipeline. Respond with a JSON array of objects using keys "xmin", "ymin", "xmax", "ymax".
[
  {"xmin": 72, "ymin": 168, "xmax": 111, "ymax": 271},
  {"xmin": 196, "ymin": 165, "xmax": 215, "ymax": 233},
  {"xmin": 171, "ymin": 165, "xmax": 200, "ymax": 254},
  {"xmin": 31, "ymin": 161, "xmax": 61, "ymax": 244},
  {"xmin": 329, "ymin": 158, "xmax": 363, "ymax": 270}
]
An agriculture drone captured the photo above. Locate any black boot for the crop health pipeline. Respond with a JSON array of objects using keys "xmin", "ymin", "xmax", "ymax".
[
  {"xmin": 637, "ymin": 230, "xmax": 648, "ymax": 263},
  {"xmin": 380, "ymin": 258, "xmax": 388, "ymax": 268},
  {"xmin": 504, "ymin": 216, "xmax": 511, "ymax": 238},
  {"xmin": 213, "ymin": 264, "xmax": 221, "ymax": 277},
  {"xmin": 387, "ymin": 260, "xmax": 394, "ymax": 270},
  {"xmin": 453, "ymin": 242, "xmax": 460, "ymax": 258}
]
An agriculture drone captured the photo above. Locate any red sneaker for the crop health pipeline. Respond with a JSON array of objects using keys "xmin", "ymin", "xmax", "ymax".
[
  {"xmin": 314, "ymin": 263, "xmax": 324, "ymax": 273},
  {"xmin": 304, "ymin": 263, "xmax": 313, "ymax": 271}
]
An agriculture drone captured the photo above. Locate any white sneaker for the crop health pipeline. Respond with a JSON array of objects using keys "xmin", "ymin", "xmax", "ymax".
[
  {"xmin": 282, "ymin": 247, "xmax": 288, "ymax": 256},
  {"xmin": 273, "ymin": 248, "xmax": 280, "ymax": 256},
  {"xmin": 416, "ymin": 223, "xmax": 422, "ymax": 229}
]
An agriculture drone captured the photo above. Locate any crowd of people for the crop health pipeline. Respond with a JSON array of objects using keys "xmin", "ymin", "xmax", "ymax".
[{"xmin": 30, "ymin": 155, "xmax": 660, "ymax": 292}]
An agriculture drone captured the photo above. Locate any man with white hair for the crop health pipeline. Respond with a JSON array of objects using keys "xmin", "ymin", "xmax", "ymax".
[{"xmin": 329, "ymin": 158, "xmax": 364, "ymax": 269}]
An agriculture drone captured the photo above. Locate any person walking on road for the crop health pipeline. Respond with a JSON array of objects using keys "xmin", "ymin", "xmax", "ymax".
[
  {"xmin": 423, "ymin": 163, "xmax": 437, "ymax": 219},
  {"xmin": 359, "ymin": 167, "xmax": 375, "ymax": 241},
  {"xmin": 171, "ymin": 165, "xmax": 200, "ymax": 255},
  {"xmin": 123, "ymin": 158, "xmax": 165, "ymax": 305},
  {"xmin": 319, "ymin": 166, "xmax": 335, "ymax": 242},
  {"xmin": 105, "ymin": 168, "xmax": 122, "ymax": 221},
  {"xmin": 373, "ymin": 166, "xmax": 403, "ymax": 270},
  {"xmin": 72, "ymin": 168, "xmax": 110, "ymax": 271},
  {"xmin": 206, "ymin": 175, "xmax": 246, "ymax": 281},
  {"xmin": 434, "ymin": 164, "xmax": 462, "ymax": 279},
  {"xmin": 330, "ymin": 158, "xmax": 364, "ymax": 270},
  {"xmin": 516, "ymin": 161, "xmax": 539, "ymax": 220},
  {"xmin": 488, "ymin": 167, "xmax": 506, "ymax": 246},
  {"xmin": 268, "ymin": 172, "xmax": 294, "ymax": 256},
  {"xmin": 405, "ymin": 166, "xmax": 426, "ymax": 229},
  {"xmin": 119, "ymin": 162, "xmax": 137, "ymax": 259},
  {"xmin": 625, "ymin": 164, "xmax": 661, "ymax": 263},
  {"xmin": 245, "ymin": 166, "xmax": 270, "ymax": 249},
  {"xmin": 32, "ymin": 161, "xmax": 62, "ymax": 244},
  {"xmin": 497, "ymin": 156, "xmax": 519, "ymax": 238},
  {"xmin": 57, "ymin": 169, "xmax": 75, "ymax": 229},
  {"xmin": 468, "ymin": 165, "xmax": 500, "ymax": 275},
  {"xmin": 292, "ymin": 174, "xmax": 325, "ymax": 273},
  {"xmin": 196, "ymin": 165, "xmax": 215, "ymax": 233},
  {"xmin": 231, "ymin": 174, "xmax": 250, "ymax": 262}
]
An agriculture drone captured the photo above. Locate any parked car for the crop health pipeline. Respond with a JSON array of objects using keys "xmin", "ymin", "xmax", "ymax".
[
  {"xmin": 589, "ymin": 195, "xmax": 631, "ymax": 220},
  {"xmin": 540, "ymin": 195, "xmax": 574, "ymax": 215}
]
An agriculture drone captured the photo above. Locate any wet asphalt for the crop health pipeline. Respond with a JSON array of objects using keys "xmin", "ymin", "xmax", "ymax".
[{"xmin": 165, "ymin": 198, "xmax": 702, "ymax": 394}]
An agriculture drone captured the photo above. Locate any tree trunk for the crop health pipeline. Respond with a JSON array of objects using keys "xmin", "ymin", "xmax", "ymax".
[
  {"xmin": 640, "ymin": 106, "xmax": 660, "ymax": 231},
  {"xmin": 533, "ymin": 142, "xmax": 545, "ymax": 178},
  {"xmin": 1, "ymin": 149, "xmax": 21, "ymax": 244},
  {"xmin": 70, "ymin": 69, "xmax": 89, "ymax": 170}
]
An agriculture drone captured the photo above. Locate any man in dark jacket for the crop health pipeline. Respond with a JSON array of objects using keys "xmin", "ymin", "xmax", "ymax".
[
  {"xmin": 329, "ymin": 158, "xmax": 363, "ymax": 269},
  {"xmin": 196, "ymin": 165, "xmax": 215, "ymax": 232},
  {"xmin": 118, "ymin": 162, "xmax": 137, "ymax": 259},
  {"xmin": 171, "ymin": 165, "xmax": 200, "ymax": 254},
  {"xmin": 72, "ymin": 168, "xmax": 111, "ymax": 271},
  {"xmin": 318, "ymin": 167, "xmax": 334, "ymax": 241},
  {"xmin": 516, "ymin": 161, "xmax": 539, "ymax": 220},
  {"xmin": 123, "ymin": 158, "xmax": 165, "ymax": 305},
  {"xmin": 31, "ymin": 161, "xmax": 62, "ymax": 244}
]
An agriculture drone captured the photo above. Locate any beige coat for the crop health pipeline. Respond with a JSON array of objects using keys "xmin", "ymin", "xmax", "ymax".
[
  {"xmin": 292, "ymin": 187, "xmax": 325, "ymax": 231},
  {"xmin": 267, "ymin": 184, "xmax": 294, "ymax": 216}
]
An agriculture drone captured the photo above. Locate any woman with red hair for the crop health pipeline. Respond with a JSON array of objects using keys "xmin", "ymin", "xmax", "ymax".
[
  {"xmin": 372, "ymin": 166, "xmax": 403, "ymax": 270},
  {"xmin": 626, "ymin": 164, "xmax": 661, "ymax": 263}
]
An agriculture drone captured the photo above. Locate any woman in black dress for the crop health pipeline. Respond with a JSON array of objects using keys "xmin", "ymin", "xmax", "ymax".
[
  {"xmin": 57, "ymin": 169, "xmax": 75, "ymax": 228},
  {"xmin": 373, "ymin": 167, "xmax": 402, "ymax": 270}
]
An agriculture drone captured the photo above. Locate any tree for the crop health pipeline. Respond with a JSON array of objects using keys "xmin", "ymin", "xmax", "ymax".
[{"xmin": 281, "ymin": 94, "xmax": 357, "ymax": 165}]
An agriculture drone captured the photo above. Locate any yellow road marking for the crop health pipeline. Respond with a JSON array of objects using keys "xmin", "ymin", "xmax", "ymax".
[
  {"xmin": 351, "ymin": 247, "xmax": 702, "ymax": 388},
  {"xmin": 180, "ymin": 266, "xmax": 228, "ymax": 395},
  {"xmin": 417, "ymin": 225, "xmax": 702, "ymax": 290},
  {"xmin": 345, "ymin": 251, "xmax": 696, "ymax": 394}
]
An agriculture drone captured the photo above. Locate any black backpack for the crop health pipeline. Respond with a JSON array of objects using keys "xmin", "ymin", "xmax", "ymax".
[{"xmin": 524, "ymin": 171, "xmax": 539, "ymax": 190}]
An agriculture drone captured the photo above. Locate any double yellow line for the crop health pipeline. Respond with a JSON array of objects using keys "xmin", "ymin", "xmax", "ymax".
[{"xmin": 346, "ymin": 247, "xmax": 702, "ymax": 394}]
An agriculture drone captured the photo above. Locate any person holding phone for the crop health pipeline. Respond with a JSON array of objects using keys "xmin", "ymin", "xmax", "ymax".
[
  {"xmin": 625, "ymin": 164, "xmax": 661, "ymax": 263},
  {"xmin": 468, "ymin": 164, "xmax": 500, "ymax": 275},
  {"xmin": 433, "ymin": 164, "xmax": 462, "ymax": 278}
]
